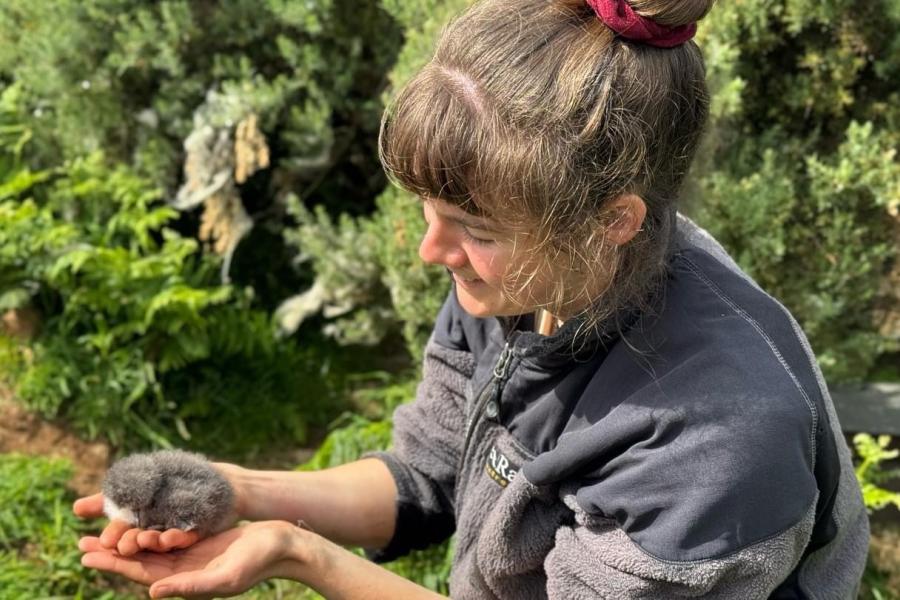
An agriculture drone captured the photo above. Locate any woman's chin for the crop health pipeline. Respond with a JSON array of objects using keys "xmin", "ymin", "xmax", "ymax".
[
  {"xmin": 454, "ymin": 285, "xmax": 527, "ymax": 319},
  {"xmin": 454, "ymin": 286, "xmax": 497, "ymax": 318}
]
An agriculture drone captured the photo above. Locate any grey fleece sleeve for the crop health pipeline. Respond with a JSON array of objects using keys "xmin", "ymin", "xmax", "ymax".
[
  {"xmin": 367, "ymin": 335, "xmax": 475, "ymax": 561},
  {"xmin": 544, "ymin": 492, "xmax": 814, "ymax": 599}
]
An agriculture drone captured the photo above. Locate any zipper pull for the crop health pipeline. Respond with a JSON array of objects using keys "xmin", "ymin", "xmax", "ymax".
[
  {"xmin": 493, "ymin": 343, "xmax": 512, "ymax": 379},
  {"xmin": 462, "ymin": 342, "xmax": 516, "ymax": 457},
  {"xmin": 485, "ymin": 343, "xmax": 512, "ymax": 420}
]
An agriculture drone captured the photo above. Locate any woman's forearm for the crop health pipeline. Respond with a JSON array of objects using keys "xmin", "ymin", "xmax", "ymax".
[
  {"xmin": 277, "ymin": 524, "xmax": 446, "ymax": 600},
  {"xmin": 218, "ymin": 458, "xmax": 398, "ymax": 549}
]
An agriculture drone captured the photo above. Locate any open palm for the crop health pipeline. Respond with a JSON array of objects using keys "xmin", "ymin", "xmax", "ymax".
[{"xmin": 79, "ymin": 521, "xmax": 291, "ymax": 599}]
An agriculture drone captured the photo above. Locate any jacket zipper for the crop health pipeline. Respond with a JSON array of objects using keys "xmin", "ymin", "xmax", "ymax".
[{"xmin": 462, "ymin": 341, "xmax": 513, "ymax": 461}]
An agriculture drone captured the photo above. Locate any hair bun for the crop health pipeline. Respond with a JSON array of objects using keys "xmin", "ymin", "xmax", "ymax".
[{"xmin": 627, "ymin": 0, "xmax": 715, "ymax": 28}]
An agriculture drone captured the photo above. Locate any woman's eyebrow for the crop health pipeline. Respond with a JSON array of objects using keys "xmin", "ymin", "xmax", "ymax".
[
  {"xmin": 453, "ymin": 214, "xmax": 496, "ymax": 230},
  {"xmin": 426, "ymin": 198, "xmax": 501, "ymax": 231},
  {"xmin": 441, "ymin": 208, "xmax": 496, "ymax": 230}
]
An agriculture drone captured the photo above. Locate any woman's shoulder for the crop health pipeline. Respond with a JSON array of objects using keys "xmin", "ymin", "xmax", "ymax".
[{"xmin": 521, "ymin": 220, "xmax": 835, "ymax": 561}]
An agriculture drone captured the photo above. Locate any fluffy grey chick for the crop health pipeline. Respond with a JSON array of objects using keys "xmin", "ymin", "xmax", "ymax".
[{"xmin": 102, "ymin": 450, "xmax": 234, "ymax": 536}]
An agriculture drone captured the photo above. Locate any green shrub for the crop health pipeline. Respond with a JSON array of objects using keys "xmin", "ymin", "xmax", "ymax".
[
  {"xmin": 693, "ymin": 0, "xmax": 900, "ymax": 382},
  {"xmin": 853, "ymin": 434, "xmax": 900, "ymax": 600},
  {"xmin": 0, "ymin": 0, "xmax": 401, "ymax": 193},
  {"xmin": 278, "ymin": 0, "xmax": 466, "ymax": 361},
  {"xmin": 854, "ymin": 433, "xmax": 900, "ymax": 513},
  {"xmin": 278, "ymin": 186, "xmax": 448, "ymax": 361},
  {"xmin": 299, "ymin": 371, "xmax": 454, "ymax": 595},
  {"xmin": 0, "ymin": 149, "xmax": 337, "ymax": 455},
  {"xmin": 0, "ymin": 0, "xmax": 406, "ymax": 322}
]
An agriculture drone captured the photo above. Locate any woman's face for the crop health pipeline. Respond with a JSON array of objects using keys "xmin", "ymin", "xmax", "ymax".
[{"xmin": 418, "ymin": 198, "xmax": 556, "ymax": 318}]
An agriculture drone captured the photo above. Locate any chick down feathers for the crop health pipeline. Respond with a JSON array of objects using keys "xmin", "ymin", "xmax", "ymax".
[{"xmin": 102, "ymin": 450, "xmax": 234, "ymax": 536}]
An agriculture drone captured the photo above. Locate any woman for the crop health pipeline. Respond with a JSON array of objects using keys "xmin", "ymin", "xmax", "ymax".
[{"xmin": 75, "ymin": 0, "xmax": 869, "ymax": 597}]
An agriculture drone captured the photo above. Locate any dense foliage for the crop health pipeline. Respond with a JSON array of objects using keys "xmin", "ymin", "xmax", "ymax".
[
  {"xmin": 0, "ymin": 0, "xmax": 403, "ymax": 318},
  {"xmin": 278, "ymin": 0, "xmax": 463, "ymax": 359},
  {"xmin": 0, "ymin": 92, "xmax": 337, "ymax": 454},
  {"xmin": 0, "ymin": 0, "xmax": 400, "ymax": 191},
  {"xmin": 693, "ymin": 0, "xmax": 900, "ymax": 382},
  {"xmin": 855, "ymin": 433, "xmax": 900, "ymax": 513}
]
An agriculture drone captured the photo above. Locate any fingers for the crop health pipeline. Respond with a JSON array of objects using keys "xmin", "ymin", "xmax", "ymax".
[
  {"xmin": 100, "ymin": 520, "xmax": 133, "ymax": 549},
  {"xmin": 78, "ymin": 536, "xmax": 105, "ymax": 553},
  {"xmin": 159, "ymin": 529, "xmax": 200, "ymax": 551},
  {"xmin": 132, "ymin": 528, "xmax": 198, "ymax": 553},
  {"xmin": 96, "ymin": 522, "xmax": 199, "ymax": 554},
  {"xmin": 117, "ymin": 528, "xmax": 142, "ymax": 556},
  {"xmin": 73, "ymin": 493, "xmax": 105, "ymax": 519},
  {"xmin": 121, "ymin": 528, "xmax": 199, "ymax": 556},
  {"xmin": 137, "ymin": 530, "xmax": 163, "ymax": 552}
]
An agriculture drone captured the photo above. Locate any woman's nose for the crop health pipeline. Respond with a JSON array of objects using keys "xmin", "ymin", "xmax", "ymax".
[{"xmin": 419, "ymin": 218, "xmax": 468, "ymax": 269}]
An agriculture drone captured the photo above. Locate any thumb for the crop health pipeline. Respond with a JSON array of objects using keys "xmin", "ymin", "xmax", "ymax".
[{"xmin": 73, "ymin": 493, "xmax": 106, "ymax": 519}]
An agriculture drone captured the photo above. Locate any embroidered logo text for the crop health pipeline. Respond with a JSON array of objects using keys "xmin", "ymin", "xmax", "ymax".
[{"xmin": 485, "ymin": 444, "xmax": 518, "ymax": 488}]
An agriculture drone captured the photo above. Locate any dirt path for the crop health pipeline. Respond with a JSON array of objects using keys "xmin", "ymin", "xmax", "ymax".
[
  {"xmin": 0, "ymin": 392, "xmax": 110, "ymax": 497},
  {"xmin": 0, "ymin": 390, "xmax": 319, "ymax": 495}
]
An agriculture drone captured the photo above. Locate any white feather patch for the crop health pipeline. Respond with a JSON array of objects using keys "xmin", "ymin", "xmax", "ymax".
[{"xmin": 103, "ymin": 496, "xmax": 138, "ymax": 526}]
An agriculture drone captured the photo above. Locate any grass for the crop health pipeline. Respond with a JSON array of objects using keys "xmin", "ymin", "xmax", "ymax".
[{"xmin": 0, "ymin": 453, "xmax": 120, "ymax": 599}]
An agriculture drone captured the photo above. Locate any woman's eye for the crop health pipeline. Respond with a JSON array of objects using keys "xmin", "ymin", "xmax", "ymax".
[{"xmin": 462, "ymin": 227, "xmax": 494, "ymax": 245}]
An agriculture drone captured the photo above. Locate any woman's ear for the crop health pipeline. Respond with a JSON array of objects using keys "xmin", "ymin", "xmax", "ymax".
[{"xmin": 605, "ymin": 193, "xmax": 647, "ymax": 246}]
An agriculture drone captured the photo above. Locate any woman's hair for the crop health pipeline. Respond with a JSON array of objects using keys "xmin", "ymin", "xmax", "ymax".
[{"xmin": 379, "ymin": 0, "xmax": 714, "ymax": 328}]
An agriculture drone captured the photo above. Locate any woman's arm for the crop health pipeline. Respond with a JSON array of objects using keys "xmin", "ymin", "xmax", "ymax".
[
  {"xmin": 220, "ymin": 457, "xmax": 399, "ymax": 549},
  {"xmin": 282, "ymin": 524, "xmax": 445, "ymax": 600}
]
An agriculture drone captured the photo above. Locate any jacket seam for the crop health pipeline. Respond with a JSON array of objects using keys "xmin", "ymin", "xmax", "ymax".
[
  {"xmin": 679, "ymin": 255, "xmax": 818, "ymax": 468},
  {"xmin": 572, "ymin": 496, "xmax": 819, "ymax": 566}
]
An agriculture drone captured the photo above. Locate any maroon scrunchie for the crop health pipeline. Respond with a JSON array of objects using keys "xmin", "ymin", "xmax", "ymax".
[{"xmin": 587, "ymin": 0, "xmax": 697, "ymax": 48}]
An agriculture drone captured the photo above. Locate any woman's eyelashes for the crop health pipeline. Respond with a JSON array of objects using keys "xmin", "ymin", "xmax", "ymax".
[
  {"xmin": 421, "ymin": 199, "xmax": 496, "ymax": 245},
  {"xmin": 461, "ymin": 226, "xmax": 495, "ymax": 245}
]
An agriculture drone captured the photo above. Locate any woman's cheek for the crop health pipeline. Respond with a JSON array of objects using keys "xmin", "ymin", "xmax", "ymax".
[{"xmin": 466, "ymin": 247, "xmax": 508, "ymax": 285}]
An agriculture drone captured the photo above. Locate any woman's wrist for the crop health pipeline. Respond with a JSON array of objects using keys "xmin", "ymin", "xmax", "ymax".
[
  {"xmin": 211, "ymin": 462, "xmax": 252, "ymax": 521},
  {"xmin": 272, "ymin": 521, "xmax": 330, "ymax": 585},
  {"xmin": 275, "ymin": 523, "xmax": 445, "ymax": 600}
]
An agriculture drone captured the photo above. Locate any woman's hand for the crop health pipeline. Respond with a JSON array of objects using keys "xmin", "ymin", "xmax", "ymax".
[{"xmin": 78, "ymin": 520, "xmax": 301, "ymax": 599}]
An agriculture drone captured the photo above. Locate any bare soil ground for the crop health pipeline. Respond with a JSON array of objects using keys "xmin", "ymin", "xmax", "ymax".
[{"xmin": 0, "ymin": 391, "xmax": 110, "ymax": 497}]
